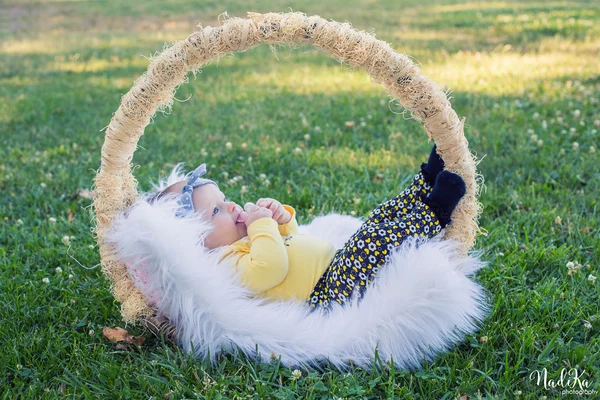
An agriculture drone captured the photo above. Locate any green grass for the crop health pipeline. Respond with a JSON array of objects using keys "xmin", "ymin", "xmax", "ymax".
[{"xmin": 1, "ymin": 0, "xmax": 599, "ymax": 398}]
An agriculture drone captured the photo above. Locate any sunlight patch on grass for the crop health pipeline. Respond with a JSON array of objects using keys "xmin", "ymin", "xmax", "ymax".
[
  {"xmin": 423, "ymin": 49, "xmax": 599, "ymax": 96},
  {"xmin": 0, "ymin": 32, "xmax": 191, "ymax": 55},
  {"xmin": 308, "ymin": 145, "xmax": 412, "ymax": 171},
  {"xmin": 238, "ymin": 65, "xmax": 381, "ymax": 95}
]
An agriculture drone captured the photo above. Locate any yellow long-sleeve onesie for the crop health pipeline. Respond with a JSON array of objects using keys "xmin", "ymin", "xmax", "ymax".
[{"xmin": 218, "ymin": 205, "xmax": 337, "ymax": 302}]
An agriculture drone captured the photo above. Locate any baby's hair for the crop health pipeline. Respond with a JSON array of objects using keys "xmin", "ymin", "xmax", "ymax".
[{"xmin": 143, "ymin": 162, "xmax": 189, "ymax": 204}]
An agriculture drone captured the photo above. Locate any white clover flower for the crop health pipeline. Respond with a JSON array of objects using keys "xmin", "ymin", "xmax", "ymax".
[
  {"xmin": 554, "ymin": 323, "xmax": 560, "ymax": 329},
  {"xmin": 529, "ymin": 134, "xmax": 538, "ymax": 142},
  {"xmin": 350, "ymin": 211, "xmax": 356, "ymax": 216},
  {"xmin": 259, "ymin": 173, "xmax": 267, "ymax": 180},
  {"xmin": 527, "ymin": 129, "xmax": 535, "ymax": 134},
  {"xmin": 479, "ymin": 336, "xmax": 488, "ymax": 343},
  {"xmin": 40, "ymin": 182, "xmax": 47, "ymax": 188},
  {"xmin": 314, "ymin": 126, "xmax": 321, "ymax": 133},
  {"xmin": 88, "ymin": 329, "xmax": 95, "ymax": 336},
  {"xmin": 588, "ymin": 274, "xmax": 597, "ymax": 282},
  {"xmin": 304, "ymin": 134, "xmax": 310, "ymax": 140},
  {"xmin": 567, "ymin": 261, "xmax": 582, "ymax": 275},
  {"xmin": 55, "ymin": 267, "xmax": 62, "ymax": 274},
  {"xmin": 42, "ymin": 277, "xmax": 50, "ymax": 284},
  {"xmin": 557, "ymin": 117, "xmax": 563, "ymax": 124},
  {"xmin": 560, "ymin": 148, "xmax": 566, "ymax": 155},
  {"xmin": 222, "ymin": 171, "xmax": 229, "ymax": 178},
  {"xmin": 542, "ymin": 120, "xmax": 548, "ymax": 129},
  {"xmin": 583, "ymin": 321, "xmax": 592, "ymax": 329},
  {"xmin": 573, "ymin": 109, "xmax": 581, "ymax": 118},
  {"xmin": 533, "ymin": 112, "xmax": 539, "ymax": 119},
  {"xmin": 537, "ymin": 139, "xmax": 543, "ymax": 147},
  {"xmin": 275, "ymin": 147, "xmax": 281, "ymax": 154},
  {"xmin": 61, "ymin": 236, "xmax": 70, "ymax": 246},
  {"xmin": 570, "ymin": 127, "xmax": 576, "ymax": 135},
  {"xmin": 590, "ymin": 146, "xmax": 596, "ymax": 153},
  {"xmin": 367, "ymin": 114, "xmax": 372, "ymax": 119},
  {"xmin": 200, "ymin": 148, "xmax": 208, "ymax": 157},
  {"xmin": 555, "ymin": 216, "xmax": 562, "ymax": 225},
  {"xmin": 294, "ymin": 147, "xmax": 302, "ymax": 154},
  {"xmin": 88, "ymin": 244, "xmax": 94, "ymax": 249},
  {"xmin": 241, "ymin": 142, "xmax": 247, "ymax": 149},
  {"xmin": 17, "ymin": 219, "xmax": 23, "ymax": 225},
  {"xmin": 353, "ymin": 198, "xmax": 361, "ymax": 205},
  {"xmin": 68, "ymin": 274, "xmax": 73, "ymax": 279},
  {"xmin": 240, "ymin": 186, "xmax": 248, "ymax": 194},
  {"xmin": 360, "ymin": 121, "xmax": 367, "ymax": 127},
  {"xmin": 49, "ymin": 217, "xmax": 57, "ymax": 223},
  {"xmin": 572, "ymin": 142, "xmax": 579, "ymax": 151},
  {"xmin": 225, "ymin": 142, "xmax": 233, "ymax": 149},
  {"xmin": 264, "ymin": 179, "xmax": 270, "ymax": 186},
  {"xmin": 248, "ymin": 157, "xmax": 252, "ymax": 162},
  {"xmin": 291, "ymin": 369, "xmax": 302, "ymax": 380},
  {"xmin": 594, "ymin": 119, "xmax": 600, "ymax": 128}
]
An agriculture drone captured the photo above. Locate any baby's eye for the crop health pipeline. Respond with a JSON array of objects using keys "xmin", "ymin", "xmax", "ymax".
[{"xmin": 212, "ymin": 207, "xmax": 219, "ymax": 215}]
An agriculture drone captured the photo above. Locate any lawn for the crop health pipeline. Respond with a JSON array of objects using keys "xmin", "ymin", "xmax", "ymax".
[{"xmin": 1, "ymin": 0, "xmax": 599, "ymax": 398}]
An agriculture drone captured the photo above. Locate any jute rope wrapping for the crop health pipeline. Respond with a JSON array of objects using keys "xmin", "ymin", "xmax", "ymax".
[{"xmin": 93, "ymin": 11, "xmax": 485, "ymax": 331}]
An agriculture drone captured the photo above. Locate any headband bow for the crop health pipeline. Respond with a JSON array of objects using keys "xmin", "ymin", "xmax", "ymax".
[{"xmin": 175, "ymin": 163, "xmax": 219, "ymax": 218}]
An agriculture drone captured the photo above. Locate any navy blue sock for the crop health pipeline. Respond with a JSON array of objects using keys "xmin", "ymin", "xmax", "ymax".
[
  {"xmin": 423, "ymin": 170, "xmax": 466, "ymax": 228},
  {"xmin": 420, "ymin": 144, "xmax": 445, "ymax": 186}
]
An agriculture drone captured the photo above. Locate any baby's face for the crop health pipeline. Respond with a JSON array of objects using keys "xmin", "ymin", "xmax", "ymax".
[{"xmin": 166, "ymin": 181, "xmax": 247, "ymax": 249}]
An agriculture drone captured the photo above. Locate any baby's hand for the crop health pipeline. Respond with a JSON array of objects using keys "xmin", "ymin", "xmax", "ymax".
[
  {"xmin": 256, "ymin": 198, "xmax": 292, "ymax": 225},
  {"xmin": 240, "ymin": 203, "xmax": 273, "ymax": 227}
]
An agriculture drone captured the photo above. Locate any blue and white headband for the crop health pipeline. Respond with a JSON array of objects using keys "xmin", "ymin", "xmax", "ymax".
[{"xmin": 175, "ymin": 163, "xmax": 219, "ymax": 218}]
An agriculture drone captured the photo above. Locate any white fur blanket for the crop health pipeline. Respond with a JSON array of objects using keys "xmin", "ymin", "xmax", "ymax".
[{"xmin": 107, "ymin": 194, "xmax": 490, "ymax": 373}]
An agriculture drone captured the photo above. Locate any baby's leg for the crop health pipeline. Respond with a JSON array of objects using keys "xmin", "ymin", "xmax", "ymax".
[
  {"xmin": 363, "ymin": 144, "xmax": 444, "ymax": 225},
  {"xmin": 307, "ymin": 201, "xmax": 442, "ymax": 311},
  {"xmin": 363, "ymin": 170, "xmax": 433, "ymax": 225}
]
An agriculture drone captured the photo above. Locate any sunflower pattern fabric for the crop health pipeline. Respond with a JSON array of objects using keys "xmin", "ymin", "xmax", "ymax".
[{"xmin": 307, "ymin": 170, "xmax": 442, "ymax": 311}]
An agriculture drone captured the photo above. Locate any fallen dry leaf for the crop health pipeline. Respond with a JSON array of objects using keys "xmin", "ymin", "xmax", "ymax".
[
  {"xmin": 102, "ymin": 327, "xmax": 145, "ymax": 346},
  {"xmin": 78, "ymin": 189, "xmax": 95, "ymax": 199},
  {"xmin": 345, "ymin": 121, "xmax": 355, "ymax": 127},
  {"xmin": 68, "ymin": 210, "xmax": 74, "ymax": 222}
]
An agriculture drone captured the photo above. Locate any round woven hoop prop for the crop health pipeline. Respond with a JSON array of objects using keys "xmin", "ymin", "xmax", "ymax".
[{"xmin": 93, "ymin": 11, "xmax": 484, "ymax": 334}]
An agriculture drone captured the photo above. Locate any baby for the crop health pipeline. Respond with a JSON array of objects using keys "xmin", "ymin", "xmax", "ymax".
[{"xmin": 152, "ymin": 144, "xmax": 466, "ymax": 312}]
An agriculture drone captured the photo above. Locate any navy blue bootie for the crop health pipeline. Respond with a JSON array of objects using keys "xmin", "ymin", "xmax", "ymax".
[
  {"xmin": 423, "ymin": 170, "xmax": 466, "ymax": 228},
  {"xmin": 420, "ymin": 144, "xmax": 445, "ymax": 186}
]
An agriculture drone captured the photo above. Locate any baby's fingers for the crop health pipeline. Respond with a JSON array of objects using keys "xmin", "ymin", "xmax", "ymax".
[
  {"xmin": 257, "ymin": 198, "xmax": 273, "ymax": 208},
  {"xmin": 272, "ymin": 204, "xmax": 284, "ymax": 221}
]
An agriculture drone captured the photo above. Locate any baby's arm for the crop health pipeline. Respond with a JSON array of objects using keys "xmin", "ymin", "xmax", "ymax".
[{"xmin": 235, "ymin": 217, "xmax": 289, "ymax": 293}]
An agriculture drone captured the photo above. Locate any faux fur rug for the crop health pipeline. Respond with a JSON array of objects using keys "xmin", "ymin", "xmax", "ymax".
[{"xmin": 107, "ymin": 193, "xmax": 490, "ymax": 372}]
